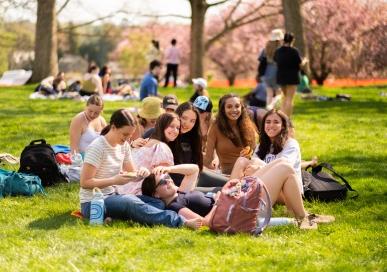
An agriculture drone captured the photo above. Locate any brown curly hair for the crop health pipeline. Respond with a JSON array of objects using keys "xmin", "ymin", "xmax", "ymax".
[{"xmin": 216, "ymin": 94, "xmax": 257, "ymax": 149}]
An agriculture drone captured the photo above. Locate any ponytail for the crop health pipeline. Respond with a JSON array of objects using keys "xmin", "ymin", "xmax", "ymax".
[
  {"xmin": 101, "ymin": 109, "xmax": 137, "ymax": 136},
  {"xmin": 100, "ymin": 124, "xmax": 111, "ymax": 136}
]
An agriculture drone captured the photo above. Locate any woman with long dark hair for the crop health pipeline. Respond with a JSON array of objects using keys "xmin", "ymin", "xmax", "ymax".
[
  {"xmin": 203, "ymin": 94, "xmax": 257, "ymax": 175},
  {"xmin": 173, "ymin": 102, "xmax": 203, "ymax": 169},
  {"xmin": 274, "ymin": 32, "xmax": 306, "ymax": 116}
]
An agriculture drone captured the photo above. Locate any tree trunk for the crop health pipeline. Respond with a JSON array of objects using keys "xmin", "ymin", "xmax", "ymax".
[
  {"xmin": 281, "ymin": 0, "xmax": 310, "ymax": 75},
  {"xmin": 281, "ymin": 0, "xmax": 306, "ymax": 55},
  {"xmin": 30, "ymin": 0, "xmax": 58, "ymax": 83},
  {"xmin": 189, "ymin": 0, "xmax": 207, "ymax": 79},
  {"xmin": 227, "ymin": 74, "xmax": 236, "ymax": 86}
]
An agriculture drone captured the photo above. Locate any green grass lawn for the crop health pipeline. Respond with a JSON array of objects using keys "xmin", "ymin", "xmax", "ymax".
[{"xmin": 0, "ymin": 85, "xmax": 386, "ymax": 271}]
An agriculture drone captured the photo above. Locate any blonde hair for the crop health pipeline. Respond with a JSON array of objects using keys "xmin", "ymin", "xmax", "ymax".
[
  {"xmin": 86, "ymin": 94, "xmax": 104, "ymax": 107},
  {"xmin": 265, "ymin": 40, "xmax": 281, "ymax": 63}
]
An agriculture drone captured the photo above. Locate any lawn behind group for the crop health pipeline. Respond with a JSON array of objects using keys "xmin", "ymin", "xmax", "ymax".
[{"xmin": 0, "ymin": 85, "xmax": 386, "ymax": 271}]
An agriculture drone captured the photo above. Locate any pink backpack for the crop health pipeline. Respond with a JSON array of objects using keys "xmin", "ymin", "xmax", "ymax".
[{"xmin": 209, "ymin": 176, "xmax": 272, "ymax": 235}]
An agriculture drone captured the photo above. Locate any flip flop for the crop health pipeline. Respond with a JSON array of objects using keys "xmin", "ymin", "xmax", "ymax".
[
  {"xmin": 308, "ymin": 213, "xmax": 335, "ymax": 224},
  {"xmin": 297, "ymin": 217, "xmax": 318, "ymax": 230}
]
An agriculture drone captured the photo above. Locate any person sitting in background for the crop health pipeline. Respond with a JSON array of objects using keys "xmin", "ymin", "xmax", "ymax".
[
  {"xmin": 69, "ymin": 94, "xmax": 106, "ymax": 156},
  {"xmin": 192, "ymin": 96, "xmax": 213, "ymax": 150},
  {"xmin": 35, "ymin": 72, "xmax": 66, "ymax": 95},
  {"xmin": 246, "ymin": 106, "xmax": 267, "ymax": 133},
  {"xmin": 140, "ymin": 60, "xmax": 162, "ymax": 100},
  {"xmin": 80, "ymin": 65, "xmax": 103, "ymax": 96},
  {"xmin": 99, "ymin": 65, "xmax": 133, "ymax": 96},
  {"xmin": 190, "ymin": 78, "xmax": 209, "ymax": 103},
  {"xmin": 297, "ymin": 69, "xmax": 312, "ymax": 94},
  {"xmin": 244, "ymin": 76, "xmax": 267, "ymax": 108},
  {"xmin": 132, "ymin": 97, "xmax": 164, "ymax": 141},
  {"xmin": 140, "ymin": 95, "xmax": 179, "ymax": 140},
  {"xmin": 162, "ymin": 94, "xmax": 179, "ymax": 113}
]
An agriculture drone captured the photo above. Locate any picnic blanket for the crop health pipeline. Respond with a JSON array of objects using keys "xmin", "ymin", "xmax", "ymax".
[{"xmin": 0, "ymin": 70, "xmax": 32, "ymax": 86}]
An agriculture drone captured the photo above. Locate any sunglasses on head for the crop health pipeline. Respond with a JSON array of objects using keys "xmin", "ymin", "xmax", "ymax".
[{"xmin": 156, "ymin": 174, "xmax": 171, "ymax": 188}]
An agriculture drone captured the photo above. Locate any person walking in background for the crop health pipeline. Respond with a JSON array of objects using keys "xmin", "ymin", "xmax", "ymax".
[
  {"xmin": 259, "ymin": 29, "xmax": 284, "ymax": 110},
  {"xmin": 140, "ymin": 60, "xmax": 162, "ymax": 100},
  {"xmin": 163, "ymin": 39, "xmax": 181, "ymax": 88},
  {"xmin": 274, "ymin": 32, "xmax": 307, "ymax": 117}
]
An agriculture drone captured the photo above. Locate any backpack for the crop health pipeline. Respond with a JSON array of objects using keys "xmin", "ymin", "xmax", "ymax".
[
  {"xmin": 209, "ymin": 176, "xmax": 272, "ymax": 236},
  {"xmin": 18, "ymin": 139, "xmax": 67, "ymax": 187},
  {"xmin": 0, "ymin": 169, "xmax": 45, "ymax": 197},
  {"xmin": 302, "ymin": 162, "xmax": 358, "ymax": 202}
]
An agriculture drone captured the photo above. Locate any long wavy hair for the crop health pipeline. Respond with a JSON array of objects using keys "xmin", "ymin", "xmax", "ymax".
[
  {"xmin": 174, "ymin": 102, "xmax": 203, "ymax": 170},
  {"xmin": 257, "ymin": 109, "xmax": 289, "ymax": 159},
  {"xmin": 216, "ymin": 94, "xmax": 257, "ymax": 149},
  {"xmin": 151, "ymin": 112, "xmax": 180, "ymax": 151}
]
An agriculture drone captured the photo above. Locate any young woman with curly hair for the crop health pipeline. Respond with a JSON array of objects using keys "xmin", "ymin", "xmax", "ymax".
[{"xmin": 203, "ymin": 94, "xmax": 257, "ymax": 175}]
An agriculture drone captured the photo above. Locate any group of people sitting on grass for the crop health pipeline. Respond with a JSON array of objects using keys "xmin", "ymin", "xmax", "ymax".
[
  {"xmin": 69, "ymin": 90, "xmax": 334, "ymax": 231},
  {"xmin": 33, "ymin": 65, "xmax": 136, "ymax": 100}
]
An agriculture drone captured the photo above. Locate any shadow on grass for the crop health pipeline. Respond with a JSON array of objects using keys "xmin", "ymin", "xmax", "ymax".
[{"xmin": 28, "ymin": 210, "xmax": 81, "ymax": 230}]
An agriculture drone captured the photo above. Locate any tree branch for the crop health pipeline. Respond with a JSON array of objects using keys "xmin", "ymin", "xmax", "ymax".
[
  {"xmin": 57, "ymin": 11, "xmax": 122, "ymax": 31},
  {"xmin": 208, "ymin": 0, "xmax": 229, "ymax": 8},
  {"xmin": 56, "ymin": 0, "xmax": 71, "ymax": 15},
  {"xmin": 205, "ymin": 10, "xmax": 281, "ymax": 50},
  {"xmin": 139, "ymin": 13, "xmax": 191, "ymax": 19}
]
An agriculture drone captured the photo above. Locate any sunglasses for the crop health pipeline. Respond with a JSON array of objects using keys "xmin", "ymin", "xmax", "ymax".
[{"xmin": 156, "ymin": 174, "xmax": 171, "ymax": 188}]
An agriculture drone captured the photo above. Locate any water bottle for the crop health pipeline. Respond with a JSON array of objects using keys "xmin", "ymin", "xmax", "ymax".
[
  {"xmin": 90, "ymin": 188, "xmax": 104, "ymax": 225},
  {"xmin": 258, "ymin": 217, "xmax": 295, "ymax": 227},
  {"xmin": 71, "ymin": 152, "xmax": 83, "ymax": 167}
]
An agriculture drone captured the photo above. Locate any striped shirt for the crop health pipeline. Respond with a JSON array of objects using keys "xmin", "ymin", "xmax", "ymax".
[{"xmin": 79, "ymin": 136, "xmax": 132, "ymax": 203}]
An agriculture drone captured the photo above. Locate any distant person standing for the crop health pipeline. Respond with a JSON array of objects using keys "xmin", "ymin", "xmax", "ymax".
[
  {"xmin": 274, "ymin": 32, "xmax": 306, "ymax": 117},
  {"xmin": 147, "ymin": 39, "xmax": 161, "ymax": 63},
  {"xmin": 140, "ymin": 60, "xmax": 162, "ymax": 101},
  {"xmin": 163, "ymin": 39, "xmax": 181, "ymax": 88}
]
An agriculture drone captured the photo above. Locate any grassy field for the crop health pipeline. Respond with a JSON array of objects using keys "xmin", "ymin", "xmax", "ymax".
[{"xmin": 0, "ymin": 85, "xmax": 386, "ymax": 271}]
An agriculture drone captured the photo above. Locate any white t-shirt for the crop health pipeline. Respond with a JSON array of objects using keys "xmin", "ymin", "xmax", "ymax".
[
  {"xmin": 254, "ymin": 138, "xmax": 303, "ymax": 193},
  {"xmin": 79, "ymin": 136, "xmax": 132, "ymax": 203}
]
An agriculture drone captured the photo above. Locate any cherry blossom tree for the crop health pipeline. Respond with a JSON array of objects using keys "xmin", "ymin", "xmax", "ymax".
[{"xmin": 303, "ymin": 0, "xmax": 386, "ymax": 84}]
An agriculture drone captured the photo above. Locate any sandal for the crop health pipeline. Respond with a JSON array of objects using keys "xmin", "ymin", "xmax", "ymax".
[
  {"xmin": 297, "ymin": 217, "xmax": 318, "ymax": 230},
  {"xmin": 308, "ymin": 213, "xmax": 335, "ymax": 224}
]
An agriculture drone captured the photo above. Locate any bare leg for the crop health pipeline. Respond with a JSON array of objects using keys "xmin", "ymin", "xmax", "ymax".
[
  {"xmin": 281, "ymin": 85, "xmax": 297, "ymax": 117},
  {"xmin": 255, "ymin": 162, "xmax": 306, "ymax": 219},
  {"xmin": 266, "ymin": 87, "xmax": 274, "ymax": 109}
]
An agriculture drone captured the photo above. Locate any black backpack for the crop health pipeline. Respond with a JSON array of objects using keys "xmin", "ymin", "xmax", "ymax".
[
  {"xmin": 18, "ymin": 139, "xmax": 67, "ymax": 187},
  {"xmin": 302, "ymin": 163, "xmax": 358, "ymax": 202}
]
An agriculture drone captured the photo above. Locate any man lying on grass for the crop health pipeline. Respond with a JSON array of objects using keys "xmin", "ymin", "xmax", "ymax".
[{"xmin": 141, "ymin": 159, "xmax": 334, "ymax": 229}]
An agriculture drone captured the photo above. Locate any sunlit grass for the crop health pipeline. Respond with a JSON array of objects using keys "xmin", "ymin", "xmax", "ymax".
[{"xmin": 0, "ymin": 85, "xmax": 386, "ymax": 271}]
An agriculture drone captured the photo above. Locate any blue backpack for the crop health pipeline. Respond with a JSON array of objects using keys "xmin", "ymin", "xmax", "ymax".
[{"xmin": 0, "ymin": 169, "xmax": 45, "ymax": 197}]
